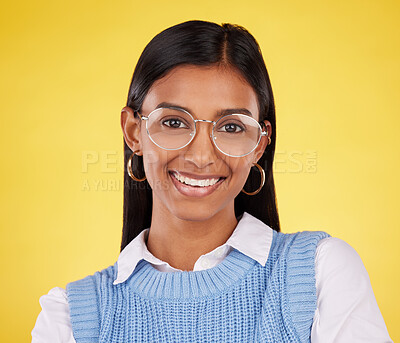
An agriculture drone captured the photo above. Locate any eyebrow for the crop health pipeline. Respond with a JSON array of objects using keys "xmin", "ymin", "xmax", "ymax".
[{"xmin": 154, "ymin": 102, "xmax": 254, "ymax": 118}]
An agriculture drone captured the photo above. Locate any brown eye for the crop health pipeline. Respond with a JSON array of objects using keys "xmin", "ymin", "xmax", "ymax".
[
  {"xmin": 161, "ymin": 118, "xmax": 189, "ymax": 129},
  {"xmin": 220, "ymin": 123, "xmax": 244, "ymax": 133}
]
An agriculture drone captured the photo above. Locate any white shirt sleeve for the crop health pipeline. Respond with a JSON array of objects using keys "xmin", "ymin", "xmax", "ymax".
[
  {"xmin": 31, "ymin": 287, "xmax": 76, "ymax": 343},
  {"xmin": 31, "ymin": 237, "xmax": 393, "ymax": 342},
  {"xmin": 311, "ymin": 237, "xmax": 393, "ymax": 342}
]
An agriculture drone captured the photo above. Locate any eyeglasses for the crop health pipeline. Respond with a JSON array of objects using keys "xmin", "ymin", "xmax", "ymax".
[{"xmin": 135, "ymin": 106, "xmax": 268, "ymax": 157}]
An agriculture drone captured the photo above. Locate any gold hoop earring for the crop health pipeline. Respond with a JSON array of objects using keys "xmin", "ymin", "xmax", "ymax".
[
  {"xmin": 267, "ymin": 137, "xmax": 271, "ymax": 145},
  {"xmin": 127, "ymin": 150, "xmax": 146, "ymax": 182},
  {"xmin": 241, "ymin": 162, "xmax": 265, "ymax": 196}
]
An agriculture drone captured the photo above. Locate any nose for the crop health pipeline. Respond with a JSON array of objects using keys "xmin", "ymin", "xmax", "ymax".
[{"xmin": 183, "ymin": 120, "xmax": 217, "ymax": 169}]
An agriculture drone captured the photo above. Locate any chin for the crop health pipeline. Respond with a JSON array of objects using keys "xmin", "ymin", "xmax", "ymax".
[
  {"xmin": 168, "ymin": 199, "xmax": 236, "ymax": 222},
  {"xmin": 168, "ymin": 205, "xmax": 220, "ymax": 222}
]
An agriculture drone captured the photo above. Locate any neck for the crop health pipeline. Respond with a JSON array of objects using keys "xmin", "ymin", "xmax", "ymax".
[{"xmin": 146, "ymin": 196, "xmax": 238, "ymax": 271}]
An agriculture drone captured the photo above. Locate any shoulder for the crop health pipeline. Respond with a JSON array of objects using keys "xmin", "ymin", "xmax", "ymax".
[
  {"xmin": 66, "ymin": 263, "xmax": 118, "ymax": 311},
  {"xmin": 267, "ymin": 230, "xmax": 331, "ymax": 274},
  {"xmin": 41, "ymin": 286, "xmax": 69, "ymax": 303},
  {"xmin": 314, "ymin": 236, "xmax": 368, "ymax": 285},
  {"xmin": 66, "ymin": 263, "xmax": 117, "ymax": 295},
  {"xmin": 311, "ymin": 237, "xmax": 393, "ymax": 341},
  {"xmin": 314, "ymin": 236, "xmax": 369, "ymax": 293},
  {"xmin": 271, "ymin": 229, "xmax": 331, "ymax": 255},
  {"xmin": 32, "ymin": 287, "xmax": 75, "ymax": 342},
  {"xmin": 37, "ymin": 286, "xmax": 69, "ymax": 311},
  {"xmin": 268, "ymin": 230, "xmax": 331, "ymax": 293},
  {"xmin": 316, "ymin": 236, "xmax": 360, "ymax": 259},
  {"xmin": 63, "ymin": 263, "xmax": 118, "ymax": 341},
  {"xmin": 281, "ymin": 233, "xmax": 368, "ymax": 285}
]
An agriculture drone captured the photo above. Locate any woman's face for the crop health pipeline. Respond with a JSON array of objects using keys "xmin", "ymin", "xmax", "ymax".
[{"xmin": 121, "ymin": 64, "xmax": 271, "ymax": 221}]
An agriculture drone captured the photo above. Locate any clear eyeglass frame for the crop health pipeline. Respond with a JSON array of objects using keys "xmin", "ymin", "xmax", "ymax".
[{"xmin": 134, "ymin": 106, "xmax": 268, "ymax": 158}]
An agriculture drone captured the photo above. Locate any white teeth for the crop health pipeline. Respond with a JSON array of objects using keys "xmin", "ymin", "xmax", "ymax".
[{"xmin": 172, "ymin": 172, "xmax": 220, "ymax": 187}]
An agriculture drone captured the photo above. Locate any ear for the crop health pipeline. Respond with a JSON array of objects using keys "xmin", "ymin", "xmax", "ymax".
[
  {"xmin": 120, "ymin": 106, "xmax": 143, "ymax": 156},
  {"xmin": 253, "ymin": 119, "xmax": 272, "ymax": 164}
]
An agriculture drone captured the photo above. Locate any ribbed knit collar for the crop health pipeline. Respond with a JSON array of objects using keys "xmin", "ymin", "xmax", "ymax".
[
  {"xmin": 113, "ymin": 212, "xmax": 274, "ymax": 286},
  {"xmin": 125, "ymin": 247, "xmax": 260, "ymax": 299}
]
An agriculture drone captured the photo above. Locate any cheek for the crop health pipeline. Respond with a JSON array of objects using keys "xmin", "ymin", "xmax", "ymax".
[
  {"xmin": 142, "ymin": 158, "xmax": 164, "ymax": 193},
  {"xmin": 225, "ymin": 154, "xmax": 253, "ymax": 178},
  {"xmin": 232, "ymin": 167, "xmax": 251, "ymax": 186},
  {"xmin": 224, "ymin": 160, "xmax": 252, "ymax": 191},
  {"xmin": 143, "ymin": 148, "xmax": 161, "ymax": 166},
  {"xmin": 142, "ymin": 148, "xmax": 174, "ymax": 189}
]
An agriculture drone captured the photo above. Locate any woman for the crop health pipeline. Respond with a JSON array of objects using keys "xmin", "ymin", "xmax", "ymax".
[{"xmin": 32, "ymin": 20, "xmax": 392, "ymax": 342}]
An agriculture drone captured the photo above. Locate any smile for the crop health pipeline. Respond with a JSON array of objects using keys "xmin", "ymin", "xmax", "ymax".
[
  {"xmin": 171, "ymin": 172, "xmax": 221, "ymax": 187},
  {"xmin": 169, "ymin": 171, "xmax": 226, "ymax": 197}
]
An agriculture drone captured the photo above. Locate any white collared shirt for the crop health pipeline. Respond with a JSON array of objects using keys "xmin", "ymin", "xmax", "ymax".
[{"xmin": 31, "ymin": 212, "xmax": 393, "ymax": 342}]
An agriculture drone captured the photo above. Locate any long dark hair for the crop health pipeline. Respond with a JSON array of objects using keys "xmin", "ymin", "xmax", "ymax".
[{"xmin": 121, "ymin": 20, "xmax": 280, "ymax": 252}]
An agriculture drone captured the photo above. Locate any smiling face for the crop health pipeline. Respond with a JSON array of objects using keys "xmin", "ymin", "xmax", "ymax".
[{"xmin": 121, "ymin": 64, "xmax": 271, "ymax": 222}]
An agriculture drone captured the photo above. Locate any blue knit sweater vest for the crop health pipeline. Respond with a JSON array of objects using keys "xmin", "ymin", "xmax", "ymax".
[{"xmin": 66, "ymin": 230, "xmax": 330, "ymax": 342}]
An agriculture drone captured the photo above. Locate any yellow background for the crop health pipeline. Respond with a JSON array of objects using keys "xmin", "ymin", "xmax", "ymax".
[{"xmin": 0, "ymin": 0, "xmax": 398, "ymax": 341}]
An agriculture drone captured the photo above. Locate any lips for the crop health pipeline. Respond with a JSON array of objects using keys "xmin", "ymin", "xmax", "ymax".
[{"xmin": 168, "ymin": 171, "xmax": 226, "ymax": 197}]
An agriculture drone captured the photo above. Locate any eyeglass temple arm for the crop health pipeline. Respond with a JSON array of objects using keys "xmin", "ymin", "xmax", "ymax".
[
  {"xmin": 259, "ymin": 121, "xmax": 268, "ymax": 136},
  {"xmin": 134, "ymin": 110, "xmax": 148, "ymax": 121}
]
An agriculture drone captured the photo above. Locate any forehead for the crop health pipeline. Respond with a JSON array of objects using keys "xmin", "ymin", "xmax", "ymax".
[{"xmin": 142, "ymin": 64, "xmax": 259, "ymax": 120}]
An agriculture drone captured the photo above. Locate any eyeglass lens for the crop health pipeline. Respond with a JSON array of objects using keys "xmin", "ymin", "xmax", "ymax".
[{"xmin": 146, "ymin": 108, "xmax": 262, "ymax": 157}]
